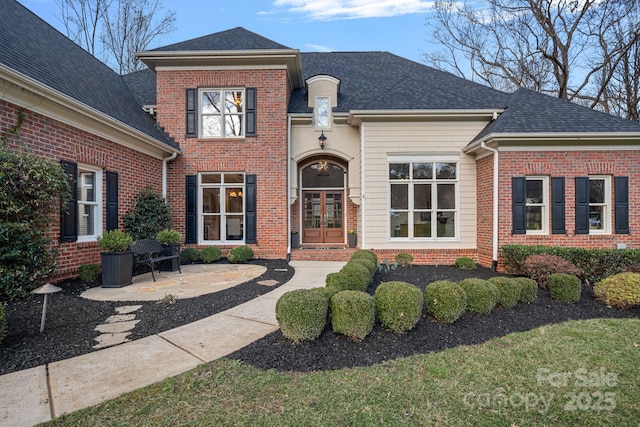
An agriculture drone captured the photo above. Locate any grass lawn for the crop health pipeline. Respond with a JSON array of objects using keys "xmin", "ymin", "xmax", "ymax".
[{"xmin": 45, "ymin": 318, "xmax": 639, "ymax": 426}]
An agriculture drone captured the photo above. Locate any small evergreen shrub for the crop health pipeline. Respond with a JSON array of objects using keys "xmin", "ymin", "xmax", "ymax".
[
  {"xmin": 349, "ymin": 258, "xmax": 376, "ymax": 281},
  {"xmin": 340, "ymin": 262, "xmax": 371, "ymax": 292},
  {"xmin": 522, "ymin": 254, "xmax": 581, "ymax": 288},
  {"xmin": 200, "ymin": 247, "xmax": 222, "ymax": 263},
  {"xmin": 350, "ymin": 249, "xmax": 378, "ymax": 264},
  {"xmin": 97, "ymin": 229, "xmax": 133, "ymax": 253},
  {"xmin": 180, "ymin": 247, "xmax": 200, "ymax": 263},
  {"xmin": 325, "ymin": 272, "xmax": 350, "ymax": 294},
  {"xmin": 514, "ymin": 277, "xmax": 538, "ymax": 304},
  {"xmin": 227, "ymin": 245, "xmax": 254, "ymax": 263},
  {"xmin": 488, "ymin": 277, "xmax": 522, "ymax": 308},
  {"xmin": 0, "ymin": 303, "xmax": 6, "ymax": 345},
  {"xmin": 156, "ymin": 229, "xmax": 181, "ymax": 246},
  {"xmin": 374, "ymin": 281, "xmax": 423, "ymax": 333},
  {"xmin": 331, "ymin": 290, "xmax": 375, "ymax": 340},
  {"xmin": 548, "ymin": 273, "xmax": 581, "ymax": 303},
  {"xmin": 123, "ymin": 189, "xmax": 171, "ymax": 241},
  {"xmin": 458, "ymin": 278, "xmax": 498, "ymax": 315},
  {"xmin": 394, "ymin": 252, "xmax": 413, "ymax": 267},
  {"xmin": 454, "ymin": 257, "xmax": 477, "ymax": 270},
  {"xmin": 424, "ymin": 280, "xmax": 467, "ymax": 323},
  {"xmin": 276, "ymin": 288, "xmax": 328, "ymax": 342},
  {"xmin": 594, "ymin": 272, "xmax": 640, "ymax": 308},
  {"xmin": 78, "ymin": 264, "xmax": 100, "ymax": 282}
]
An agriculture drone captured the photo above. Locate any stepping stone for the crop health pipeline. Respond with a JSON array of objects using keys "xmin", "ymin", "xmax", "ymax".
[
  {"xmin": 115, "ymin": 305, "xmax": 142, "ymax": 314},
  {"xmin": 104, "ymin": 314, "xmax": 136, "ymax": 323},
  {"xmin": 257, "ymin": 279, "xmax": 279, "ymax": 287},
  {"xmin": 93, "ymin": 332, "xmax": 131, "ymax": 349},
  {"xmin": 95, "ymin": 320, "xmax": 140, "ymax": 334}
]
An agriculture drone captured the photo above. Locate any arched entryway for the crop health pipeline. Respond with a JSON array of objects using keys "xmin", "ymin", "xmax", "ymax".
[{"xmin": 300, "ymin": 160, "xmax": 346, "ymax": 244}]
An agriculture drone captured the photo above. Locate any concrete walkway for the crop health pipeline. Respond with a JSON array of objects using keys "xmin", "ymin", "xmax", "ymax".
[{"xmin": 0, "ymin": 261, "xmax": 345, "ymax": 427}]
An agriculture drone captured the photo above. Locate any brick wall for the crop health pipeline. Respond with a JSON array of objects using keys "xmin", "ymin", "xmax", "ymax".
[
  {"xmin": 157, "ymin": 69, "xmax": 291, "ymax": 258},
  {"xmin": 1, "ymin": 100, "xmax": 163, "ymax": 281},
  {"xmin": 476, "ymin": 154, "xmax": 494, "ymax": 267}
]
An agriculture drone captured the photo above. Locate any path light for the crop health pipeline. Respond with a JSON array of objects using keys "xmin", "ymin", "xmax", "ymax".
[{"xmin": 32, "ymin": 283, "xmax": 62, "ymax": 333}]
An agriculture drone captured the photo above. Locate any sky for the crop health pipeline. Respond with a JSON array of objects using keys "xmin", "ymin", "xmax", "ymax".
[{"xmin": 17, "ymin": 0, "xmax": 436, "ymax": 64}]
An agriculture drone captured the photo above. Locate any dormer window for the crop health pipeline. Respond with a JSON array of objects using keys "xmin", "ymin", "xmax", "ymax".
[{"xmin": 315, "ymin": 96, "xmax": 330, "ymax": 128}]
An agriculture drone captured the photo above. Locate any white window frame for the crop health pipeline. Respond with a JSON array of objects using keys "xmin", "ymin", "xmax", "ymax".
[
  {"xmin": 198, "ymin": 173, "xmax": 246, "ymax": 244},
  {"xmin": 199, "ymin": 88, "xmax": 245, "ymax": 138},
  {"xmin": 388, "ymin": 156, "xmax": 459, "ymax": 241},
  {"xmin": 77, "ymin": 164, "xmax": 102, "ymax": 243},
  {"xmin": 525, "ymin": 176, "xmax": 548, "ymax": 235},
  {"xmin": 588, "ymin": 175, "xmax": 611, "ymax": 234}
]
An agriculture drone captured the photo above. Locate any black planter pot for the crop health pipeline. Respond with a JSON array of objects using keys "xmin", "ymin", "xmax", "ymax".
[
  {"xmin": 348, "ymin": 233, "xmax": 357, "ymax": 248},
  {"xmin": 101, "ymin": 251, "xmax": 134, "ymax": 288},
  {"xmin": 160, "ymin": 244, "xmax": 181, "ymax": 271},
  {"xmin": 291, "ymin": 233, "xmax": 299, "ymax": 249}
]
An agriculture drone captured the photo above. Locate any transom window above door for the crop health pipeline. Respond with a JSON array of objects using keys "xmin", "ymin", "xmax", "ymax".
[{"xmin": 200, "ymin": 89, "xmax": 245, "ymax": 137}]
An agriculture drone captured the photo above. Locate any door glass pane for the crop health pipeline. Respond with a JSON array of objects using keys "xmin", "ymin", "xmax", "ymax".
[
  {"xmin": 589, "ymin": 179, "xmax": 605, "ymax": 204},
  {"xmin": 437, "ymin": 184, "xmax": 455, "ymax": 209},
  {"xmin": 526, "ymin": 180, "xmax": 543, "ymax": 204},
  {"xmin": 326, "ymin": 193, "xmax": 343, "ymax": 228},
  {"xmin": 203, "ymin": 215, "xmax": 220, "ymax": 241},
  {"xmin": 412, "ymin": 163, "xmax": 433, "ymax": 180},
  {"xmin": 390, "ymin": 212, "xmax": 408, "ymax": 237},
  {"xmin": 436, "ymin": 212, "xmax": 454, "ymax": 237},
  {"xmin": 436, "ymin": 163, "xmax": 456, "ymax": 179},
  {"xmin": 413, "ymin": 212, "xmax": 431, "ymax": 237},
  {"xmin": 226, "ymin": 215, "xmax": 243, "ymax": 240},
  {"xmin": 304, "ymin": 193, "xmax": 321, "ymax": 228},
  {"xmin": 389, "ymin": 163, "xmax": 409, "ymax": 180},
  {"xmin": 301, "ymin": 163, "xmax": 345, "ymax": 188},
  {"xmin": 226, "ymin": 187, "xmax": 243, "ymax": 213},
  {"xmin": 414, "ymin": 184, "xmax": 432, "ymax": 209},
  {"xmin": 526, "ymin": 206, "xmax": 543, "ymax": 230},
  {"xmin": 391, "ymin": 184, "xmax": 408, "ymax": 209},
  {"xmin": 202, "ymin": 188, "xmax": 220, "ymax": 213}
]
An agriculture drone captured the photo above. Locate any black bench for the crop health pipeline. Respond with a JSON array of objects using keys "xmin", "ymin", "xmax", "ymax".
[{"xmin": 131, "ymin": 239, "xmax": 181, "ymax": 282}]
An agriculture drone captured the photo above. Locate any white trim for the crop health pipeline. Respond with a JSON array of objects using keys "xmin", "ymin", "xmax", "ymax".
[
  {"xmin": 499, "ymin": 145, "xmax": 640, "ymax": 152},
  {"xmin": 198, "ymin": 88, "xmax": 246, "ymax": 138},
  {"xmin": 155, "ymin": 64, "xmax": 289, "ymax": 71},
  {"xmin": 524, "ymin": 176, "xmax": 549, "ymax": 235},
  {"xmin": 588, "ymin": 175, "xmax": 612, "ymax": 235},
  {"xmin": 77, "ymin": 164, "xmax": 103, "ymax": 243},
  {"xmin": 197, "ymin": 173, "xmax": 246, "ymax": 244}
]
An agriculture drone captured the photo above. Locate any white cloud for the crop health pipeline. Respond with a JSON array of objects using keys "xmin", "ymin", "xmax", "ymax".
[
  {"xmin": 305, "ymin": 43, "xmax": 334, "ymax": 52},
  {"xmin": 271, "ymin": 0, "xmax": 434, "ymax": 20}
]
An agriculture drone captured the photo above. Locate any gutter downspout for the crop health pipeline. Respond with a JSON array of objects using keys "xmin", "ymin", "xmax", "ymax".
[
  {"xmin": 287, "ymin": 115, "xmax": 292, "ymax": 262},
  {"xmin": 162, "ymin": 151, "xmax": 178, "ymax": 199},
  {"xmin": 481, "ymin": 141, "xmax": 499, "ymax": 271},
  {"xmin": 360, "ymin": 123, "xmax": 366, "ymax": 249}
]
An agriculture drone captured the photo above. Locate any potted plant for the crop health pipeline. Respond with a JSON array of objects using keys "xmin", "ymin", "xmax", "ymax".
[
  {"xmin": 348, "ymin": 230, "xmax": 357, "ymax": 248},
  {"xmin": 98, "ymin": 229, "xmax": 134, "ymax": 288},
  {"xmin": 156, "ymin": 229, "xmax": 182, "ymax": 271},
  {"xmin": 291, "ymin": 230, "xmax": 299, "ymax": 249}
]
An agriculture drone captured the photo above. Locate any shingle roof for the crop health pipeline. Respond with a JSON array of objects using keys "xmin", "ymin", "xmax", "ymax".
[
  {"xmin": 123, "ymin": 68, "xmax": 157, "ymax": 106},
  {"xmin": 152, "ymin": 27, "xmax": 291, "ymax": 51},
  {"xmin": 0, "ymin": 0, "xmax": 177, "ymax": 149}
]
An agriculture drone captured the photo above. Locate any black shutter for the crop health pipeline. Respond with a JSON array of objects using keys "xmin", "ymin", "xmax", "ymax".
[
  {"xmin": 186, "ymin": 88, "xmax": 197, "ymax": 138},
  {"xmin": 512, "ymin": 177, "xmax": 526, "ymax": 234},
  {"xmin": 60, "ymin": 161, "xmax": 78, "ymax": 242},
  {"xmin": 615, "ymin": 176, "xmax": 629, "ymax": 234},
  {"xmin": 245, "ymin": 87, "xmax": 257, "ymax": 137},
  {"xmin": 575, "ymin": 177, "xmax": 589, "ymax": 234},
  {"xmin": 185, "ymin": 175, "xmax": 197, "ymax": 244},
  {"xmin": 106, "ymin": 171, "xmax": 119, "ymax": 231},
  {"xmin": 245, "ymin": 174, "xmax": 257, "ymax": 243},
  {"xmin": 551, "ymin": 177, "xmax": 566, "ymax": 234}
]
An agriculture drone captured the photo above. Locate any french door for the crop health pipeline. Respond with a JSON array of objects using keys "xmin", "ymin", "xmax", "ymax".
[{"xmin": 302, "ymin": 191, "xmax": 344, "ymax": 244}]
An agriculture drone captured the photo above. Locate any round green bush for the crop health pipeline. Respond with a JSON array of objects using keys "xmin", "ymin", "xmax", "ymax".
[
  {"xmin": 340, "ymin": 262, "xmax": 371, "ymax": 292},
  {"xmin": 276, "ymin": 289, "xmax": 329, "ymax": 342},
  {"xmin": 454, "ymin": 257, "xmax": 477, "ymax": 270},
  {"xmin": 78, "ymin": 264, "xmax": 100, "ymax": 282},
  {"xmin": 548, "ymin": 273, "xmax": 581, "ymax": 303},
  {"xmin": 458, "ymin": 278, "xmax": 498, "ymax": 315},
  {"xmin": 0, "ymin": 303, "xmax": 6, "ymax": 345},
  {"xmin": 349, "ymin": 258, "xmax": 376, "ymax": 280},
  {"xmin": 594, "ymin": 272, "xmax": 640, "ymax": 308},
  {"xmin": 180, "ymin": 247, "xmax": 200, "ymax": 263},
  {"xmin": 325, "ymin": 272, "xmax": 350, "ymax": 293},
  {"xmin": 227, "ymin": 245, "xmax": 254, "ymax": 263},
  {"xmin": 200, "ymin": 247, "xmax": 222, "ymax": 263},
  {"xmin": 374, "ymin": 281, "xmax": 423, "ymax": 333},
  {"xmin": 488, "ymin": 277, "xmax": 522, "ymax": 308},
  {"xmin": 424, "ymin": 280, "xmax": 467, "ymax": 323},
  {"xmin": 350, "ymin": 249, "xmax": 378, "ymax": 264},
  {"xmin": 331, "ymin": 290, "xmax": 375, "ymax": 340},
  {"xmin": 514, "ymin": 277, "xmax": 538, "ymax": 304},
  {"xmin": 394, "ymin": 252, "xmax": 413, "ymax": 266}
]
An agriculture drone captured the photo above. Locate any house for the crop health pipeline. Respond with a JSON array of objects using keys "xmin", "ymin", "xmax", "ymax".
[{"xmin": 2, "ymin": 0, "xmax": 640, "ymax": 281}]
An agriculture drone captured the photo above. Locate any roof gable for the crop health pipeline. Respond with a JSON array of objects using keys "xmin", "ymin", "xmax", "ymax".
[{"xmin": 152, "ymin": 27, "xmax": 291, "ymax": 51}]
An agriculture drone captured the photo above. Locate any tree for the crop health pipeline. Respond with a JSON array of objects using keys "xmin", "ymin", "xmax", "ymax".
[
  {"xmin": 425, "ymin": 0, "xmax": 640, "ymax": 119},
  {"xmin": 55, "ymin": 0, "xmax": 176, "ymax": 73}
]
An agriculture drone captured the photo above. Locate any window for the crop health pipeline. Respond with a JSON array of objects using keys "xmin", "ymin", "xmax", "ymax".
[
  {"xmin": 588, "ymin": 176, "xmax": 610, "ymax": 233},
  {"xmin": 389, "ymin": 160, "xmax": 457, "ymax": 239},
  {"xmin": 200, "ymin": 89, "xmax": 245, "ymax": 137},
  {"xmin": 77, "ymin": 165, "xmax": 102, "ymax": 242},
  {"xmin": 199, "ymin": 173, "xmax": 245, "ymax": 243},
  {"xmin": 525, "ymin": 177, "xmax": 548, "ymax": 233},
  {"xmin": 315, "ymin": 96, "xmax": 330, "ymax": 128}
]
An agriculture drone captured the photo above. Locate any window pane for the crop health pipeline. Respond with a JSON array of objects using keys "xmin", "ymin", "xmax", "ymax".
[
  {"xmin": 589, "ymin": 207, "xmax": 604, "ymax": 230},
  {"xmin": 79, "ymin": 172, "xmax": 95, "ymax": 202},
  {"xmin": 226, "ymin": 187, "xmax": 243, "ymax": 213},
  {"xmin": 203, "ymin": 215, "xmax": 220, "ymax": 241},
  {"xmin": 526, "ymin": 180, "xmax": 543, "ymax": 204},
  {"xmin": 224, "ymin": 174, "xmax": 243, "ymax": 184},
  {"xmin": 526, "ymin": 206, "xmax": 543, "ymax": 230},
  {"xmin": 390, "ymin": 211, "xmax": 408, "ymax": 237},
  {"xmin": 226, "ymin": 215, "xmax": 243, "ymax": 240},
  {"xmin": 316, "ymin": 97, "xmax": 329, "ymax": 127},
  {"xmin": 202, "ymin": 188, "xmax": 220, "ymax": 213},
  {"xmin": 437, "ymin": 184, "xmax": 455, "ymax": 209},
  {"xmin": 202, "ymin": 115, "xmax": 222, "ymax": 137},
  {"xmin": 590, "ymin": 179, "xmax": 605, "ymax": 204},
  {"xmin": 389, "ymin": 163, "xmax": 409, "ymax": 180},
  {"xmin": 302, "ymin": 163, "xmax": 345, "ymax": 188},
  {"xmin": 414, "ymin": 184, "xmax": 432, "ymax": 209},
  {"xmin": 413, "ymin": 212, "xmax": 431, "ymax": 237},
  {"xmin": 436, "ymin": 163, "xmax": 456, "ymax": 179},
  {"xmin": 412, "ymin": 163, "xmax": 432, "ymax": 180},
  {"xmin": 390, "ymin": 184, "xmax": 408, "ymax": 209},
  {"xmin": 202, "ymin": 174, "xmax": 221, "ymax": 184},
  {"xmin": 224, "ymin": 91, "xmax": 243, "ymax": 114},
  {"xmin": 78, "ymin": 204, "xmax": 95, "ymax": 236},
  {"xmin": 202, "ymin": 92, "xmax": 221, "ymax": 114},
  {"xmin": 225, "ymin": 114, "xmax": 243, "ymax": 136},
  {"xmin": 436, "ymin": 212, "xmax": 454, "ymax": 237}
]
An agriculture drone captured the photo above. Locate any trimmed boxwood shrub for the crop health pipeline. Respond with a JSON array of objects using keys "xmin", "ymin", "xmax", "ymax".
[
  {"xmin": 548, "ymin": 273, "xmax": 581, "ymax": 303},
  {"xmin": 350, "ymin": 249, "xmax": 378, "ymax": 264},
  {"xmin": 424, "ymin": 280, "xmax": 467, "ymax": 323},
  {"xmin": 458, "ymin": 278, "xmax": 498, "ymax": 315},
  {"xmin": 180, "ymin": 247, "xmax": 200, "ymax": 263},
  {"xmin": 78, "ymin": 264, "xmax": 100, "ymax": 282},
  {"xmin": 488, "ymin": 277, "xmax": 522, "ymax": 308},
  {"xmin": 200, "ymin": 247, "xmax": 222, "ymax": 263},
  {"xmin": 374, "ymin": 281, "xmax": 423, "ymax": 333},
  {"xmin": 349, "ymin": 258, "xmax": 376, "ymax": 281},
  {"xmin": 227, "ymin": 245, "xmax": 254, "ymax": 263},
  {"xmin": 326, "ymin": 272, "xmax": 349, "ymax": 293},
  {"xmin": 514, "ymin": 277, "xmax": 538, "ymax": 304},
  {"xmin": 594, "ymin": 272, "xmax": 640, "ymax": 308},
  {"xmin": 454, "ymin": 257, "xmax": 477, "ymax": 270},
  {"xmin": 0, "ymin": 303, "xmax": 6, "ymax": 345},
  {"xmin": 394, "ymin": 252, "xmax": 413, "ymax": 267},
  {"xmin": 331, "ymin": 290, "xmax": 375, "ymax": 340},
  {"xmin": 340, "ymin": 262, "xmax": 371, "ymax": 292},
  {"xmin": 276, "ymin": 288, "xmax": 329, "ymax": 342}
]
